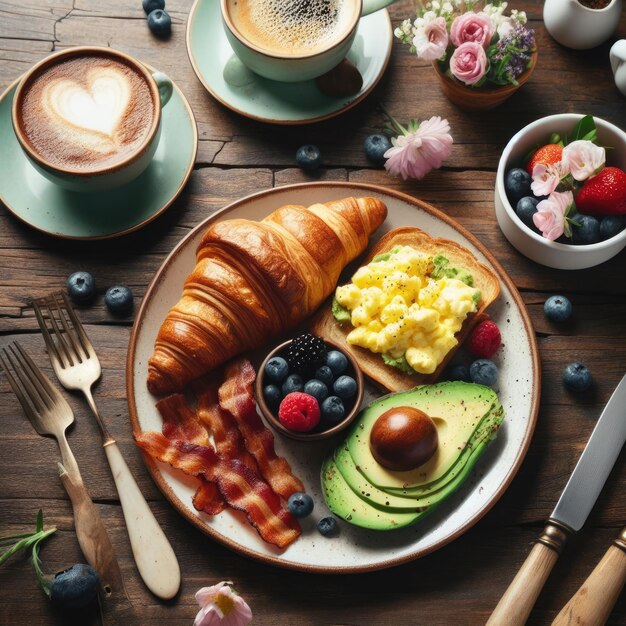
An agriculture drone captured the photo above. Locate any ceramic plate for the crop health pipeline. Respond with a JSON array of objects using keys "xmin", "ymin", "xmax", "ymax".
[
  {"xmin": 0, "ymin": 70, "xmax": 197, "ymax": 240},
  {"xmin": 127, "ymin": 182, "xmax": 540, "ymax": 573},
  {"xmin": 185, "ymin": 0, "xmax": 392, "ymax": 124}
]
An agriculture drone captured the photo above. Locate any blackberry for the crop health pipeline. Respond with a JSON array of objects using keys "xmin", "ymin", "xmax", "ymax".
[{"xmin": 286, "ymin": 333, "xmax": 327, "ymax": 375}]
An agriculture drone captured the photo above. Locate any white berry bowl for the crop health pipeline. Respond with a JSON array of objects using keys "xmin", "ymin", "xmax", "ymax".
[{"xmin": 495, "ymin": 113, "xmax": 626, "ymax": 269}]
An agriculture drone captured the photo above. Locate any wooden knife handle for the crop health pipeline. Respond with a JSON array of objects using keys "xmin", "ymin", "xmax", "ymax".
[
  {"xmin": 551, "ymin": 531, "xmax": 626, "ymax": 626},
  {"xmin": 487, "ymin": 520, "xmax": 572, "ymax": 626}
]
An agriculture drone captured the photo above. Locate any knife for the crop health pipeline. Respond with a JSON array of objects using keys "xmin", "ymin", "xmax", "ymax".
[
  {"xmin": 551, "ymin": 525, "xmax": 626, "ymax": 626},
  {"xmin": 486, "ymin": 373, "xmax": 626, "ymax": 626}
]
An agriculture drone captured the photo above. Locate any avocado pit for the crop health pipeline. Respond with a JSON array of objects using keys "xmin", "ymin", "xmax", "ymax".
[{"xmin": 369, "ymin": 406, "xmax": 438, "ymax": 471}]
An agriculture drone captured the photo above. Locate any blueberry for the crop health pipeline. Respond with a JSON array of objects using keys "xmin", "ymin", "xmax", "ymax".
[
  {"xmin": 320, "ymin": 396, "xmax": 345, "ymax": 424},
  {"xmin": 303, "ymin": 379, "xmax": 328, "ymax": 403},
  {"xmin": 326, "ymin": 350, "xmax": 348, "ymax": 376},
  {"xmin": 287, "ymin": 492, "xmax": 314, "ymax": 518},
  {"xmin": 263, "ymin": 384, "xmax": 282, "ymax": 409},
  {"xmin": 446, "ymin": 364, "xmax": 471, "ymax": 382},
  {"xmin": 363, "ymin": 134, "xmax": 392, "ymax": 166},
  {"xmin": 104, "ymin": 285, "xmax": 134, "ymax": 316},
  {"xmin": 264, "ymin": 356, "xmax": 289, "ymax": 384},
  {"xmin": 66, "ymin": 271, "xmax": 96, "ymax": 303},
  {"xmin": 544, "ymin": 295, "xmax": 572, "ymax": 322},
  {"xmin": 295, "ymin": 144, "xmax": 321, "ymax": 170},
  {"xmin": 469, "ymin": 359, "xmax": 498, "ymax": 386},
  {"xmin": 147, "ymin": 8, "xmax": 171, "ymax": 36},
  {"xmin": 505, "ymin": 168, "xmax": 532, "ymax": 205},
  {"xmin": 515, "ymin": 196, "xmax": 540, "ymax": 231},
  {"xmin": 142, "ymin": 0, "xmax": 164, "ymax": 14},
  {"xmin": 563, "ymin": 362, "xmax": 592, "ymax": 392},
  {"xmin": 281, "ymin": 373, "xmax": 303, "ymax": 396},
  {"xmin": 317, "ymin": 516, "xmax": 339, "ymax": 537},
  {"xmin": 50, "ymin": 564, "xmax": 100, "ymax": 610},
  {"xmin": 600, "ymin": 216, "xmax": 626, "ymax": 240},
  {"xmin": 571, "ymin": 213, "xmax": 600, "ymax": 245},
  {"xmin": 315, "ymin": 365, "xmax": 334, "ymax": 387},
  {"xmin": 333, "ymin": 375, "xmax": 357, "ymax": 400}
]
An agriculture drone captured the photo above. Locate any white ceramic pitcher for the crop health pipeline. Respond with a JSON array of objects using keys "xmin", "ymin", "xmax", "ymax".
[
  {"xmin": 610, "ymin": 39, "xmax": 626, "ymax": 96},
  {"xmin": 543, "ymin": 0, "xmax": 622, "ymax": 49}
]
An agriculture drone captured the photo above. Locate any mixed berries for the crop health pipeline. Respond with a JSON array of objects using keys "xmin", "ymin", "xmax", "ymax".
[
  {"xmin": 505, "ymin": 116, "xmax": 626, "ymax": 244},
  {"xmin": 262, "ymin": 334, "xmax": 358, "ymax": 434}
]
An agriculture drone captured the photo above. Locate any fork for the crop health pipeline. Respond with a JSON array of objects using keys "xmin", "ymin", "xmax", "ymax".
[
  {"xmin": 0, "ymin": 342, "xmax": 128, "ymax": 606},
  {"xmin": 33, "ymin": 292, "xmax": 180, "ymax": 601}
]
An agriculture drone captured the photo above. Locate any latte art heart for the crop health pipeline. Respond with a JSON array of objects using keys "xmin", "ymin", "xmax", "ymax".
[{"xmin": 43, "ymin": 68, "xmax": 132, "ymax": 152}]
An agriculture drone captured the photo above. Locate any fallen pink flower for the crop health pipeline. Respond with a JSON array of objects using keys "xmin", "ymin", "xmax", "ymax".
[
  {"xmin": 194, "ymin": 582, "xmax": 252, "ymax": 626},
  {"xmin": 532, "ymin": 191, "xmax": 573, "ymax": 240}
]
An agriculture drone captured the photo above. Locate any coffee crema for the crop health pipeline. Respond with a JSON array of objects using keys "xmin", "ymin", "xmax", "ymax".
[
  {"xmin": 226, "ymin": 0, "xmax": 358, "ymax": 57},
  {"xmin": 17, "ymin": 54, "xmax": 157, "ymax": 172}
]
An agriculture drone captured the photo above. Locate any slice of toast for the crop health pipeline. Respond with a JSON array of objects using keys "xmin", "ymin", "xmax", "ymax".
[{"xmin": 310, "ymin": 227, "xmax": 500, "ymax": 393}]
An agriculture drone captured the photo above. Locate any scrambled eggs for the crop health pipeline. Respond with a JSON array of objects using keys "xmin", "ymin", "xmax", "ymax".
[{"xmin": 334, "ymin": 245, "xmax": 479, "ymax": 374}]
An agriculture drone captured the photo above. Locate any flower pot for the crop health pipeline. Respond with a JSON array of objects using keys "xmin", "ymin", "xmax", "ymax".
[{"xmin": 432, "ymin": 50, "xmax": 538, "ymax": 111}]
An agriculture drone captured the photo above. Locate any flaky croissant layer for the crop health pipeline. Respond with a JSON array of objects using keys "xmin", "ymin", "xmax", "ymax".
[{"xmin": 147, "ymin": 196, "xmax": 387, "ymax": 395}]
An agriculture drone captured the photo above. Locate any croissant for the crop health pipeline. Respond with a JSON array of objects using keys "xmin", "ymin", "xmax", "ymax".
[{"xmin": 147, "ymin": 196, "xmax": 388, "ymax": 395}]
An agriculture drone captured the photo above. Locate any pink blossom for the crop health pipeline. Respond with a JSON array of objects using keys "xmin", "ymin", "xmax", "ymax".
[
  {"xmin": 532, "ymin": 191, "xmax": 573, "ymax": 240},
  {"xmin": 561, "ymin": 140, "xmax": 606, "ymax": 181},
  {"xmin": 384, "ymin": 116, "xmax": 453, "ymax": 180},
  {"xmin": 450, "ymin": 12, "xmax": 495, "ymax": 48},
  {"xmin": 449, "ymin": 41, "xmax": 488, "ymax": 86},
  {"xmin": 531, "ymin": 161, "xmax": 568, "ymax": 196},
  {"xmin": 194, "ymin": 582, "xmax": 252, "ymax": 626},
  {"xmin": 413, "ymin": 17, "xmax": 449, "ymax": 61}
]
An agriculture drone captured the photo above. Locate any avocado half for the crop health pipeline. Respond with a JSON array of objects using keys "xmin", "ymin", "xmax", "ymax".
[{"xmin": 320, "ymin": 381, "xmax": 505, "ymax": 530}]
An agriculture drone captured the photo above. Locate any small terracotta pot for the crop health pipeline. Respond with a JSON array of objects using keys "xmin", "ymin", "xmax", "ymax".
[{"xmin": 433, "ymin": 50, "xmax": 538, "ymax": 112}]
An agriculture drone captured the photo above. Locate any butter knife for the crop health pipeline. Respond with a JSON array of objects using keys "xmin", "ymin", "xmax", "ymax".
[
  {"xmin": 487, "ymin": 373, "xmax": 626, "ymax": 626},
  {"xmin": 551, "ymin": 525, "xmax": 626, "ymax": 626}
]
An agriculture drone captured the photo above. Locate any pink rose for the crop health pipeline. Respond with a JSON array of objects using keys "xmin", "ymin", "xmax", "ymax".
[
  {"xmin": 449, "ymin": 42, "xmax": 488, "ymax": 86},
  {"xmin": 450, "ymin": 11, "xmax": 495, "ymax": 48},
  {"xmin": 413, "ymin": 17, "xmax": 449, "ymax": 61}
]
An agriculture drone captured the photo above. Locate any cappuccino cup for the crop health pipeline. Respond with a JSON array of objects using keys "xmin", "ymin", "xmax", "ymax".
[
  {"xmin": 221, "ymin": 0, "xmax": 399, "ymax": 82},
  {"xmin": 12, "ymin": 47, "xmax": 173, "ymax": 192}
]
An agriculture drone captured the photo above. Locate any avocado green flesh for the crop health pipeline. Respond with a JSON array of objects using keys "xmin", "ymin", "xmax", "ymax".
[
  {"xmin": 347, "ymin": 382, "xmax": 498, "ymax": 491},
  {"xmin": 334, "ymin": 405, "xmax": 504, "ymax": 509}
]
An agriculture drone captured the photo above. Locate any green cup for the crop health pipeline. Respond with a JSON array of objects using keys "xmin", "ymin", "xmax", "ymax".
[
  {"xmin": 12, "ymin": 46, "xmax": 173, "ymax": 192},
  {"xmin": 221, "ymin": 0, "xmax": 398, "ymax": 83}
]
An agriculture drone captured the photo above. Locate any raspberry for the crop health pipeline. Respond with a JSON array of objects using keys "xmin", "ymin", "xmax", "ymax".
[
  {"xmin": 278, "ymin": 392, "xmax": 320, "ymax": 432},
  {"xmin": 467, "ymin": 320, "xmax": 501, "ymax": 358}
]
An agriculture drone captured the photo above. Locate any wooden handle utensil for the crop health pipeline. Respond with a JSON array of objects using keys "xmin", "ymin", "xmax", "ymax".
[{"xmin": 551, "ymin": 527, "xmax": 626, "ymax": 626}]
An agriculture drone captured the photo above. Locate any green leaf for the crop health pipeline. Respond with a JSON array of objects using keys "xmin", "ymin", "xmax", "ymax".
[
  {"xmin": 36, "ymin": 510, "xmax": 43, "ymax": 533},
  {"xmin": 569, "ymin": 115, "xmax": 596, "ymax": 143}
]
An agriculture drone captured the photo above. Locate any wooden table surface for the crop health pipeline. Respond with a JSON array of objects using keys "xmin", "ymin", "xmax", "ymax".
[{"xmin": 1, "ymin": 1, "xmax": 626, "ymax": 624}]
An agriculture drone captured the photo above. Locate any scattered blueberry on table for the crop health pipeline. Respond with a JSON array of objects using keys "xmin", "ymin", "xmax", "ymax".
[
  {"xmin": 104, "ymin": 285, "xmax": 134, "ymax": 316},
  {"xmin": 544, "ymin": 295, "xmax": 572, "ymax": 322},
  {"xmin": 363, "ymin": 134, "xmax": 392, "ymax": 166},
  {"xmin": 147, "ymin": 8, "xmax": 171, "ymax": 36},
  {"xmin": 50, "ymin": 564, "xmax": 100, "ymax": 610},
  {"xmin": 66, "ymin": 271, "xmax": 96, "ymax": 303},
  {"xmin": 563, "ymin": 362, "xmax": 592, "ymax": 391},
  {"xmin": 142, "ymin": 0, "xmax": 164, "ymax": 13},
  {"xmin": 295, "ymin": 145, "xmax": 322, "ymax": 171}
]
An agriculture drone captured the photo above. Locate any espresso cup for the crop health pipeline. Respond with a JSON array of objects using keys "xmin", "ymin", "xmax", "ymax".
[
  {"xmin": 12, "ymin": 47, "xmax": 173, "ymax": 192},
  {"xmin": 221, "ymin": 0, "xmax": 398, "ymax": 83}
]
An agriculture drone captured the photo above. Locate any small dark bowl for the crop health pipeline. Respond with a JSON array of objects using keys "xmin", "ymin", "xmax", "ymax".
[{"xmin": 255, "ymin": 338, "xmax": 364, "ymax": 441}]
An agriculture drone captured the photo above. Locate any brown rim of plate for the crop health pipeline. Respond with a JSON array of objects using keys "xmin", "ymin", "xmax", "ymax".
[
  {"xmin": 126, "ymin": 181, "xmax": 541, "ymax": 574},
  {"xmin": 185, "ymin": 0, "xmax": 393, "ymax": 125},
  {"xmin": 0, "ymin": 67, "xmax": 198, "ymax": 241},
  {"xmin": 220, "ymin": 0, "xmax": 363, "ymax": 61},
  {"xmin": 12, "ymin": 47, "xmax": 162, "ymax": 178},
  {"xmin": 255, "ymin": 338, "xmax": 365, "ymax": 441}
]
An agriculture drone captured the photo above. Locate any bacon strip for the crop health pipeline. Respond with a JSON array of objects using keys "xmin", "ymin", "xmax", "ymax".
[
  {"xmin": 218, "ymin": 358, "xmax": 305, "ymax": 499},
  {"xmin": 194, "ymin": 377, "xmax": 258, "ymax": 473},
  {"xmin": 135, "ymin": 432, "xmax": 301, "ymax": 549},
  {"xmin": 156, "ymin": 394, "xmax": 227, "ymax": 515}
]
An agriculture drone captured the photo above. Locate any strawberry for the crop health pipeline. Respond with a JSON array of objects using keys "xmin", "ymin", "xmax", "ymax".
[
  {"xmin": 526, "ymin": 144, "xmax": 563, "ymax": 175},
  {"xmin": 575, "ymin": 167, "xmax": 626, "ymax": 216}
]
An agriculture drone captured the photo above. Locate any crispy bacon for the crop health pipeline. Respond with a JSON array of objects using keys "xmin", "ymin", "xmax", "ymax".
[
  {"xmin": 135, "ymin": 432, "xmax": 301, "ymax": 549},
  {"xmin": 218, "ymin": 358, "xmax": 305, "ymax": 499},
  {"xmin": 156, "ymin": 394, "xmax": 226, "ymax": 515},
  {"xmin": 194, "ymin": 377, "xmax": 258, "ymax": 473}
]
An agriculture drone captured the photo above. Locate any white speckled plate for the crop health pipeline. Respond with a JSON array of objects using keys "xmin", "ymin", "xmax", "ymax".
[{"xmin": 127, "ymin": 182, "xmax": 540, "ymax": 573}]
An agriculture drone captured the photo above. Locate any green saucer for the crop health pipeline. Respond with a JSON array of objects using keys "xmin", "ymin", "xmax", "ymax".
[
  {"xmin": 0, "ymin": 74, "xmax": 197, "ymax": 240},
  {"xmin": 186, "ymin": 0, "xmax": 392, "ymax": 124}
]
